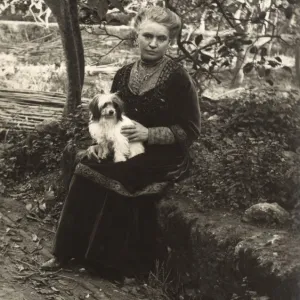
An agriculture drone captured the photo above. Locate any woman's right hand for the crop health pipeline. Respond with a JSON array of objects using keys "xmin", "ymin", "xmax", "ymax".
[{"xmin": 86, "ymin": 145, "xmax": 102, "ymax": 161}]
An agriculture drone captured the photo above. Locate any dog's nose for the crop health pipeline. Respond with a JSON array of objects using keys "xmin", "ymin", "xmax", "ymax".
[{"xmin": 108, "ymin": 110, "xmax": 114, "ymax": 115}]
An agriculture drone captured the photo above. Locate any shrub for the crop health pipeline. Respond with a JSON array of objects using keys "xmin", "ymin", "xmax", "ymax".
[
  {"xmin": 179, "ymin": 88, "xmax": 300, "ymax": 211},
  {"xmin": 0, "ymin": 106, "xmax": 91, "ymax": 185}
]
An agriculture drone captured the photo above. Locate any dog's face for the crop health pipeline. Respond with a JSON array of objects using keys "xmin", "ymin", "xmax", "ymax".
[{"xmin": 89, "ymin": 93, "xmax": 124, "ymax": 122}]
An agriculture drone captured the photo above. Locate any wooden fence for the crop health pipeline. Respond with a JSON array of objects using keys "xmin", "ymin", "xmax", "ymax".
[{"xmin": 0, "ymin": 89, "xmax": 89, "ymax": 131}]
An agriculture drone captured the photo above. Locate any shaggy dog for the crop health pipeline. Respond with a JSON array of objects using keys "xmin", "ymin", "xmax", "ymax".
[{"xmin": 88, "ymin": 92, "xmax": 145, "ymax": 163}]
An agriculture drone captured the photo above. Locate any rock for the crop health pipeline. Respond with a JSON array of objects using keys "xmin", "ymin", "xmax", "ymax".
[
  {"xmin": 242, "ymin": 202, "xmax": 290, "ymax": 225},
  {"xmin": 35, "ymin": 119, "xmax": 61, "ymax": 134}
]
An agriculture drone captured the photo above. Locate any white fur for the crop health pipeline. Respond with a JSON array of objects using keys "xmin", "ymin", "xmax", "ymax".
[{"xmin": 88, "ymin": 94, "xmax": 145, "ymax": 163}]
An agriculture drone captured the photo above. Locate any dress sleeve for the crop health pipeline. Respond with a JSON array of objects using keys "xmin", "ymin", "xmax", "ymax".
[
  {"xmin": 110, "ymin": 68, "xmax": 122, "ymax": 93},
  {"xmin": 166, "ymin": 67, "xmax": 201, "ymax": 147},
  {"xmin": 147, "ymin": 127, "xmax": 176, "ymax": 144}
]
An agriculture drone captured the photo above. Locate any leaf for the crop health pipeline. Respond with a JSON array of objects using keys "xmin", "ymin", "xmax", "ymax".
[
  {"xmin": 257, "ymin": 65, "xmax": 265, "ymax": 77},
  {"xmin": 218, "ymin": 45, "xmax": 228, "ymax": 54},
  {"xmin": 87, "ymin": 0, "xmax": 99, "ymax": 8},
  {"xmin": 265, "ymin": 68, "xmax": 271, "ymax": 77},
  {"xmin": 16, "ymin": 264, "xmax": 25, "ymax": 272},
  {"xmin": 259, "ymin": 11, "xmax": 267, "ymax": 20},
  {"xmin": 282, "ymin": 66, "xmax": 292, "ymax": 74},
  {"xmin": 241, "ymin": 39, "xmax": 252, "ymax": 45},
  {"xmin": 200, "ymin": 53, "xmax": 212, "ymax": 64},
  {"xmin": 251, "ymin": 16, "xmax": 261, "ymax": 24},
  {"xmin": 96, "ymin": 0, "xmax": 109, "ymax": 19},
  {"xmin": 39, "ymin": 203, "xmax": 47, "ymax": 211},
  {"xmin": 284, "ymin": 5, "xmax": 293, "ymax": 20},
  {"xmin": 260, "ymin": 47, "xmax": 268, "ymax": 57},
  {"xmin": 26, "ymin": 203, "xmax": 33, "ymax": 211},
  {"xmin": 195, "ymin": 34, "xmax": 203, "ymax": 46},
  {"xmin": 250, "ymin": 46, "xmax": 258, "ymax": 54},
  {"xmin": 108, "ymin": 0, "xmax": 124, "ymax": 12},
  {"xmin": 243, "ymin": 62, "xmax": 254, "ymax": 74},
  {"xmin": 274, "ymin": 56, "xmax": 282, "ymax": 63},
  {"xmin": 221, "ymin": 60, "xmax": 230, "ymax": 67},
  {"xmin": 268, "ymin": 60, "xmax": 280, "ymax": 68},
  {"xmin": 51, "ymin": 286, "xmax": 59, "ymax": 292},
  {"xmin": 32, "ymin": 234, "xmax": 38, "ymax": 242}
]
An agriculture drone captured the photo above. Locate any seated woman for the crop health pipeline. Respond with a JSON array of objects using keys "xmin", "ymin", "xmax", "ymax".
[{"xmin": 42, "ymin": 6, "xmax": 201, "ymax": 277}]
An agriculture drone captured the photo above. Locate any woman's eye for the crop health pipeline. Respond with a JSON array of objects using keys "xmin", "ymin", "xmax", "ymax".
[
  {"xmin": 143, "ymin": 34, "xmax": 153, "ymax": 39},
  {"xmin": 158, "ymin": 36, "xmax": 168, "ymax": 42}
]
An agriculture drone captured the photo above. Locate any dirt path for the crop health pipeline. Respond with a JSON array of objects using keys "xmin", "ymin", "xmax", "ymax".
[{"xmin": 0, "ymin": 192, "xmax": 163, "ymax": 300}]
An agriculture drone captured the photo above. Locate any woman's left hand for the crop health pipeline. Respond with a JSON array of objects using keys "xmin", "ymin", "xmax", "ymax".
[{"xmin": 121, "ymin": 121, "xmax": 148, "ymax": 142}]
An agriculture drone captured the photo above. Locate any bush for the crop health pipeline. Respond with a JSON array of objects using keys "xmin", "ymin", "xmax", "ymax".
[
  {"xmin": 180, "ymin": 88, "xmax": 300, "ymax": 211},
  {"xmin": 1, "ymin": 88, "xmax": 300, "ymax": 214},
  {"xmin": 0, "ymin": 106, "xmax": 91, "ymax": 185}
]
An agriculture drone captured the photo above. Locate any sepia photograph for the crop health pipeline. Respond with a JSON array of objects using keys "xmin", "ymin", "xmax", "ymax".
[{"xmin": 0, "ymin": 0, "xmax": 299, "ymax": 299}]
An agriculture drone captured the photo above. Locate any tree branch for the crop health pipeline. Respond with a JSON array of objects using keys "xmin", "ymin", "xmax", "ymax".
[{"xmin": 212, "ymin": 0, "xmax": 236, "ymax": 30}]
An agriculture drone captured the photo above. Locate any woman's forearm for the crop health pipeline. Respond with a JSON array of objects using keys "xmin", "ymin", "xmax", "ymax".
[{"xmin": 147, "ymin": 127, "xmax": 176, "ymax": 145}]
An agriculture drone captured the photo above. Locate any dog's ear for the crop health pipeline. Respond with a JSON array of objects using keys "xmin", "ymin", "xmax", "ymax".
[
  {"xmin": 112, "ymin": 93, "xmax": 124, "ymax": 110},
  {"xmin": 89, "ymin": 95, "xmax": 101, "ymax": 121},
  {"xmin": 112, "ymin": 94, "xmax": 124, "ymax": 121}
]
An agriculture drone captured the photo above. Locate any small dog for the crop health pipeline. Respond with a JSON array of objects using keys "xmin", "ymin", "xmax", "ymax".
[{"xmin": 88, "ymin": 92, "xmax": 145, "ymax": 163}]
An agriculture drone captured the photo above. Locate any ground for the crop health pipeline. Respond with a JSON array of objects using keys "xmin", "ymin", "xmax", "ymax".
[
  {"xmin": 0, "ymin": 170, "xmax": 137, "ymax": 299},
  {"xmin": 0, "ymin": 181, "xmax": 168, "ymax": 300}
]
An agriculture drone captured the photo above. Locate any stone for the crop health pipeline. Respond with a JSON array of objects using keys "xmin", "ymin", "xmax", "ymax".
[
  {"xmin": 242, "ymin": 202, "xmax": 290, "ymax": 225},
  {"xmin": 35, "ymin": 119, "xmax": 61, "ymax": 134}
]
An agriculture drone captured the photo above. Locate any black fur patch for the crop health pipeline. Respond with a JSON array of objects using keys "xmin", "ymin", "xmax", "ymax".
[
  {"xmin": 112, "ymin": 95, "xmax": 124, "ymax": 121},
  {"xmin": 89, "ymin": 96, "xmax": 101, "ymax": 121}
]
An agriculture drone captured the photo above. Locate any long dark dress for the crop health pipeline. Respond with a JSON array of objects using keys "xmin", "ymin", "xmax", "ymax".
[{"xmin": 53, "ymin": 59, "xmax": 201, "ymax": 276}]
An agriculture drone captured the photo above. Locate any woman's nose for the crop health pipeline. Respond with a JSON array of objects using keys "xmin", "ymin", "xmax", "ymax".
[{"xmin": 149, "ymin": 38, "xmax": 158, "ymax": 48}]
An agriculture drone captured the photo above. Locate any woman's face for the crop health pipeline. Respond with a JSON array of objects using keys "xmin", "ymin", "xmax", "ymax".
[{"xmin": 137, "ymin": 20, "xmax": 170, "ymax": 62}]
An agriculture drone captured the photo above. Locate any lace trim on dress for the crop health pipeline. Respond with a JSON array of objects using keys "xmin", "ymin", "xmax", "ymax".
[
  {"xmin": 112, "ymin": 60, "xmax": 181, "ymax": 118},
  {"xmin": 74, "ymin": 163, "xmax": 169, "ymax": 197},
  {"xmin": 148, "ymin": 127, "xmax": 176, "ymax": 145},
  {"xmin": 129, "ymin": 57, "xmax": 170, "ymax": 95}
]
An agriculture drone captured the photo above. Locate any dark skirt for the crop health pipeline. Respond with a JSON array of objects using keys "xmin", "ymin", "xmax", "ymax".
[{"xmin": 53, "ymin": 144, "xmax": 185, "ymax": 276}]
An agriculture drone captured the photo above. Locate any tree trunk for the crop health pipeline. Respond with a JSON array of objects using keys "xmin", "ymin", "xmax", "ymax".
[
  {"xmin": 295, "ymin": 40, "xmax": 300, "ymax": 88},
  {"xmin": 44, "ymin": 0, "xmax": 85, "ymax": 115}
]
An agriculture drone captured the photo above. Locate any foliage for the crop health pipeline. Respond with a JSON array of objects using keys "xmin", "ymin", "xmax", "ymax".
[
  {"xmin": 0, "ymin": 106, "xmax": 90, "ymax": 185},
  {"xmin": 176, "ymin": 88, "xmax": 300, "ymax": 211}
]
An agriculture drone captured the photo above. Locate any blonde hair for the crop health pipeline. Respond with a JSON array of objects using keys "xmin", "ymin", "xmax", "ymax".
[{"xmin": 133, "ymin": 6, "xmax": 182, "ymax": 40}]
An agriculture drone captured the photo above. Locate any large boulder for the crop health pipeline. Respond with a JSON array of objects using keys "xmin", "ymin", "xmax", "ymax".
[{"xmin": 242, "ymin": 203, "xmax": 290, "ymax": 225}]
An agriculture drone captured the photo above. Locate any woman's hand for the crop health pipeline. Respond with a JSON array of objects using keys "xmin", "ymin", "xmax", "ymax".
[{"xmin": 121, "ymin": 121, "xmax": 148, "ymax": 142}]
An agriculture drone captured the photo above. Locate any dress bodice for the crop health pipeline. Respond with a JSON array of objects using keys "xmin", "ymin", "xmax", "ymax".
[{"xmin": 111, "ymin": 60, "xmax": 180, "ymax": 128}]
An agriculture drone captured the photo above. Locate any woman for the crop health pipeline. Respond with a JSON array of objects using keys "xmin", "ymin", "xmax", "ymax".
[{"xmin": 42, "ymin": 6, "xmax": 201, "ymax": 277}]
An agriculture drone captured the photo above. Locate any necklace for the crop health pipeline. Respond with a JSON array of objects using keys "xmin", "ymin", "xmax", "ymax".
[
  {"xmin": 129, "ymin": 56, "xmax": 168, "ymax": 95},
  {"xmin": 138, "ymin": 56, "xmax": 166, "ymax": 82}
]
